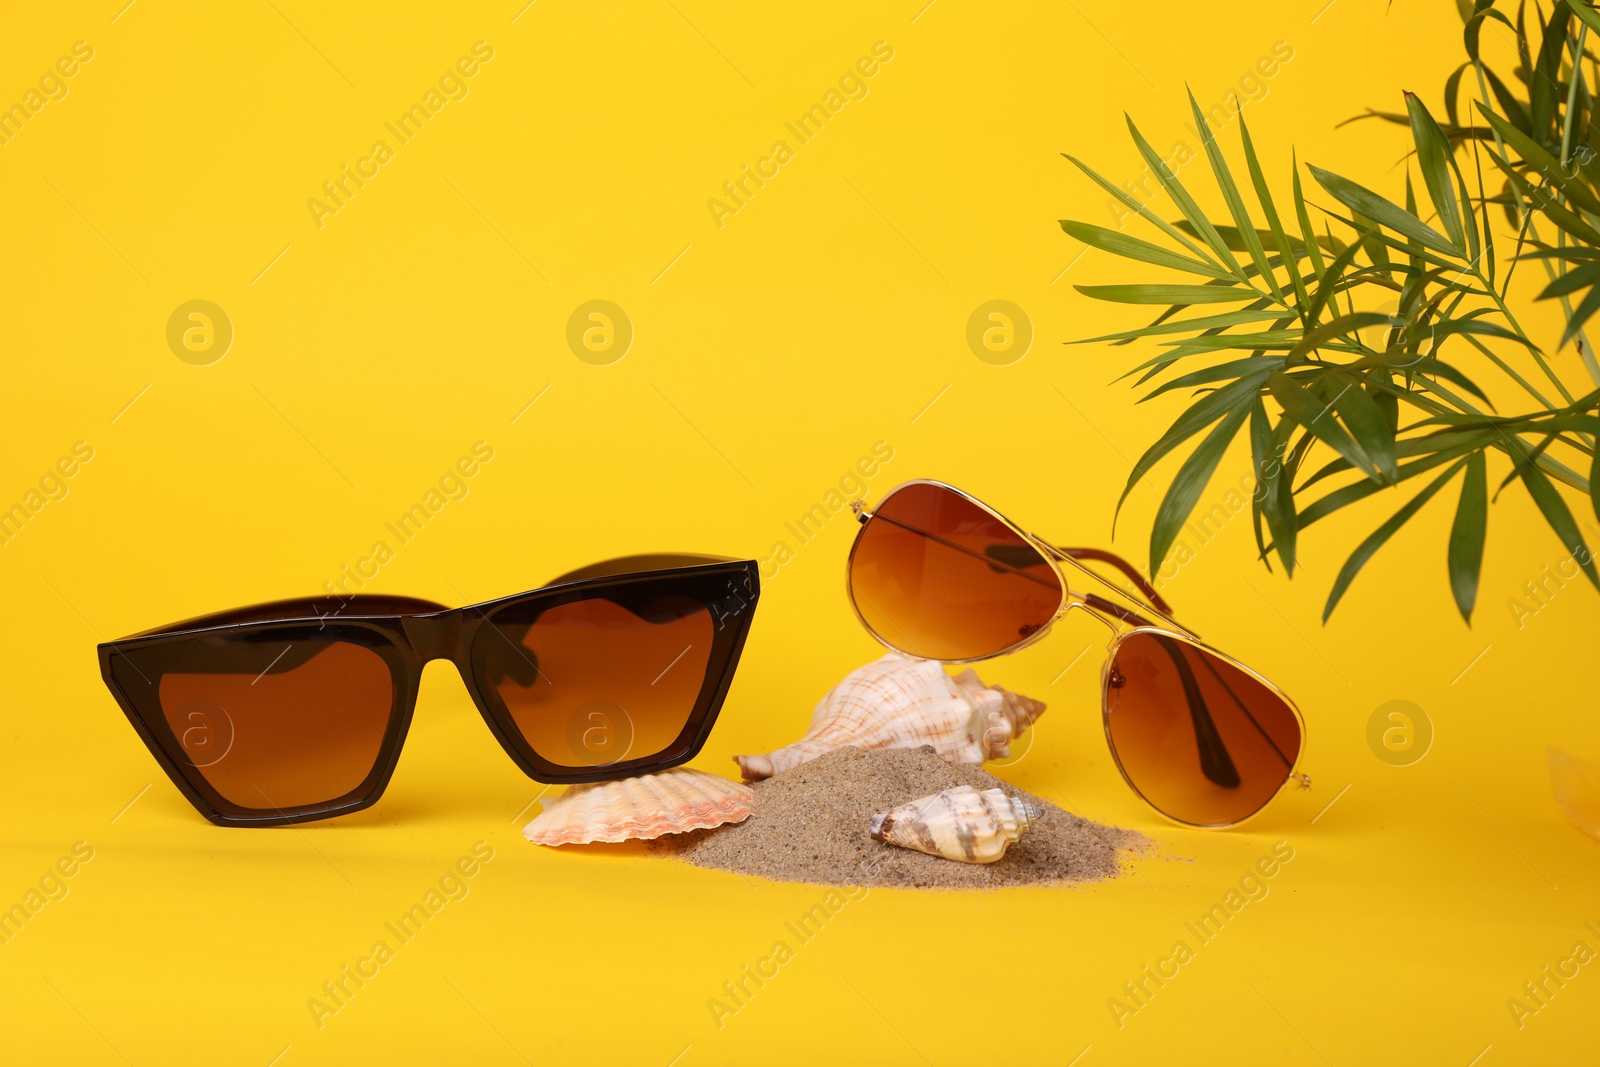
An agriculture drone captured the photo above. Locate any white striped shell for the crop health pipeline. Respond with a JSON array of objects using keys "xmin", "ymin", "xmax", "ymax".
[
  {"xmin": 733, "ymin": 653, "xmax": 1045, "ymax": 780},
  {"xmin": 523, "ymin": 768, "xmax": 756, "ymax": 846},
  {"xmin": 869, "ymin": 785, "xmax": 1043, "ymax": 863}
]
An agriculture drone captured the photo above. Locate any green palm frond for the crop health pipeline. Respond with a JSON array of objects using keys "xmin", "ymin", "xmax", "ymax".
[{"xmin": 1062, "ymin": 72, "xmax": 1600, "ymax": 624}]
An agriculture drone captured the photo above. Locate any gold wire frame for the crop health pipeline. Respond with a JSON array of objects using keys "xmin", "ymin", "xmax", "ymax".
[{"xmin": 846, "ymin": 478, "xmax": 1310, "ymax": 830}]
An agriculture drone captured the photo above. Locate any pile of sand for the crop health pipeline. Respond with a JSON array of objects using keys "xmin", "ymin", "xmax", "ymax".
[{"xmin": 649, "ymin": 746, "xmax": 1147, "ymax": 889}]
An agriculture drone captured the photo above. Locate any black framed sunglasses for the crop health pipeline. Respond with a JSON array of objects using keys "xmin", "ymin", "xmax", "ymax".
[{"xmin": 97, "ymin": 555, "xmax": 759, "ymax": 826}]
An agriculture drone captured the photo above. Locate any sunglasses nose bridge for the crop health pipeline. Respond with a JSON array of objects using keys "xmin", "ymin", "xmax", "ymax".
[
  {"xmin": 401, "ymin": 610, "xmax": 462, "ymax": 662},
  {"xmin": 1062, "ymin": 597, "xmax": 1122, "ymax": 639}
]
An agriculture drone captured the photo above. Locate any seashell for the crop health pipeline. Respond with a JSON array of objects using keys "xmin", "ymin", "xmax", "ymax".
[
  {"xmin": 733, "ymin": 653, "xmax": 1045, "ymax": 780},
  {"xmin": 523, "ymin": 768, "xmax": 756, "ymax": 846},
  {"xmin": 869, "ymin": 785, "xmax": 1043, "ymax": 864},
  {"xmin": 1549, "ymin": 746, "xmax": 1600, "ymax": 842}
]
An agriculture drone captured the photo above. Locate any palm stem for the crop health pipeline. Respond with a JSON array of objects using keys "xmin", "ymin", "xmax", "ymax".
[
  {"xmin": 1460, "ymin": 332, "xmax": 1556, "ymax": 408},
  {"xmin": 1477, "ymin": 269, "xmax": 1579, "ymax": 404}
]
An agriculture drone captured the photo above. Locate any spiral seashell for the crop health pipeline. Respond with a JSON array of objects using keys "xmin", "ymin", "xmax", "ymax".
[
  {"xmin": 524, "ymin": 768, "xmax": 756, "ymax": 846},
  {"xmin": 733, "ymin": 654, "xmax": 1045, "ymax": 780},
  {"xmin": 869, "ymin": 785, "xmax": 1043, "ymax": 864}
]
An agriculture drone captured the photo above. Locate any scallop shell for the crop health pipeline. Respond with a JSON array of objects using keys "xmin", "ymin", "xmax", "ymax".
[
  {"xmin": 870, "ymin": 785, "xmax": 1043, "ymax": 863},
  {"xmin": 733, "ymin": 653, "xmax": 1045, "ymax": 780},
  {"xmin": 523, "ymin": 768, "xmax": 756, "ymax": 846}
]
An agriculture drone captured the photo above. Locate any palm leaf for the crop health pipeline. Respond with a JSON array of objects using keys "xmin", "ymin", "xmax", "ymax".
[
  {"xmin": 1114, "ymin": 371, "xmax": 1273, "ymax": 524},
  {"xmin": 1477, "ymin": 105, "xmax": 1600, "ymax": 216},
  {"xmin": 1076, "ymin": 283, "xmax": 1257, "ymax": 305},
  {"xmin": 1149, "ymin": 406, "xmax": 1251, "ymax": 573},
  {"xmin": 1188, "ymin": 89, "xmax": 1281, "ymax": 301},
  {"xmin": 1327, "ymin": 369, "xmax": 1400, "ymax": 482},
  {"xmin": 1323, "ymin": 459, "xmax": 1470, "ymax": 621},
  {"xmin": 1071, "ymin": 308, "xmax": 1285, "ymax": 345},
  {"xmin": 1253, "ymin": 398, "xmax": 1298, "ymax": 574},
  {"xmin": 1307, "ymin": 164, "xmax": 1459, "ymax": 254},
  {"xmin": 1519, "ymin": 456, "xmax": 1600, "ymax": 589},
  {"xmin": 1292, "ymin": 152, "xmax": 1328, "ymax": 276},
  {"xmin": 1059, "ymin": 220, "xmax": 1237, "ymax": 280},
  {"xmin": 1406, "ymin": 93, "xmax": 1466, "ymax": 250},
  {"xmin": 1061, "ymin": 153, "xmax": 1221, "ymax": 265},
  {"xmin": 1125, "ymin": 115, "xmax": 1246, "ymax": 278},
  {"xmin": 1447, "ymin": 451, "xmax": 1489, "ymax": 622},
  {"xmin": 1285, "ymin": 311, "xmax": 1402, "ymax": 363},
  {"xmin": 1241, "ymin": 116, "xmax": 1312, "ymax": 316},
  {"xmin": 1269, "ymin": 370, "xmax": 1386, "ymax": 482},
  {"xmin": 1144, "ymin": 355, "xmax": 1291, "ymax": 399}
]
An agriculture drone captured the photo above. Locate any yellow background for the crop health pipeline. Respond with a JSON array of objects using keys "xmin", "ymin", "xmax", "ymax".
[{"xmin": 2, "ymin": 0, "xmax": 1597, "ymax": 1062}]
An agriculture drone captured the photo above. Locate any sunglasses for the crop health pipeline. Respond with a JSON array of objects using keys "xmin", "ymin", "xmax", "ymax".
[
  {"xmin": 845, "ymin": 480, "xmax": 1308, "ymax": 828},
  {"xmin": 98, "ymin": 555, "xmax": 759, "ymax": 826}
]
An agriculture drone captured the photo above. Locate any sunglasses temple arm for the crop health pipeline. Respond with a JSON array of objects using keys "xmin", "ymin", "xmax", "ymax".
[
  {"xmin": 1036, "ymin": 542, "xmax": 1197, "ymax": 639},
  {"xmin": 480, "ymin": 621, "xmax": 543, "ymax": 686},
  {"xmin": 868, "ymin": 513, "xmax": 1062, "ymax": 591},
  {"xmin": 1050, "ymin": 546, "xmax": 1175, "ymax": 617},
  {"xmin": 1191, "ymin": 649, "xmax": 1298, "ymax": 772},
  {"xmin": 868, "ymin": 515, "xmax": 1177, "ymax": 631},
  {"xmin": 1151, "ymin": 635, "xmax": 1241, "ymax": 789}
]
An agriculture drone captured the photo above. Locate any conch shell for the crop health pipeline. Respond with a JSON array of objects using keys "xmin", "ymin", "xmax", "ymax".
[
  {"xmin": 523, "ymin": 768, "xmax": 755, "ymax": 846},
  {"xmin": 734, "ymin": 653, "xmax": 1044, "ymax": 780},
  {"xmin": 870, "ymin": 785, "xmax": 1043, "ymax": 863}
]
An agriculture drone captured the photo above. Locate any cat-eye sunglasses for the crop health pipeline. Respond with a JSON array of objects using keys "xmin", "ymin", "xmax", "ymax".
[{"xmin": 98, "ymin": 555, "xmax": 758, "ymax": 826}]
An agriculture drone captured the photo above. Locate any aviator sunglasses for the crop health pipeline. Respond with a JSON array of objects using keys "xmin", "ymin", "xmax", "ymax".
[
  {"xmin": 845, "ymin": 481, "xmax": 1308, "ymax": 828},
  {"xmin": 98, "ymin": 555, "xmax": 758, "ymax": 826}
]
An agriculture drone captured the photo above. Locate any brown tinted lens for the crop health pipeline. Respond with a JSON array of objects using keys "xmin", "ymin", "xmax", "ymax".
[
  {"xmin": 157, "ymin": 638, "xmax": 394, "ymax": 810},
  {"xmin": 481, "ymin": 591, "xmax": 713, "ymax": 769},
  {"xmin": 849, "ymin": 483, "xmax": 1061, "ymax": 659},
  {"xmin": 1105, "ymin": 633, "xmax": 1302, "ymax": 826}
]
